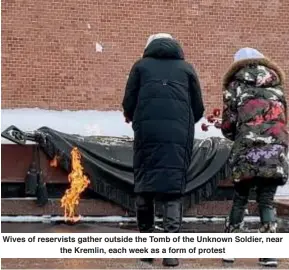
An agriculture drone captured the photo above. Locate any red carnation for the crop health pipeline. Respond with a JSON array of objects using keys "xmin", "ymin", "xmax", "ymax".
[
  {"xmin": 207, "ymin": 115, "xmax": 215, "ymax": 123},
  {"xmin": 201, "ymin": 123, "xmax": 209, "ymax": 131},
  {"xmin": 213, "ymin": 108, "xmax": 221, "ymax": 117}
]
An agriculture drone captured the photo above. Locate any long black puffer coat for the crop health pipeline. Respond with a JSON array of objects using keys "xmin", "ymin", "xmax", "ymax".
[{"xmin": 122, "ymin": 38, "xmax": 204, "ymax": 194}]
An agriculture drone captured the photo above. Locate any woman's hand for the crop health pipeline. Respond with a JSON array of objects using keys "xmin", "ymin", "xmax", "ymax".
[{"xmin": 123, "ymin": 112, "xmax": 131, "ymax": 123}]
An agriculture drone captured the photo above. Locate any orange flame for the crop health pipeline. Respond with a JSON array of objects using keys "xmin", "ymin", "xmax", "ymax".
[{"xmin": 59, "ymin": 147, "xmax": 90, "ymax": 223}]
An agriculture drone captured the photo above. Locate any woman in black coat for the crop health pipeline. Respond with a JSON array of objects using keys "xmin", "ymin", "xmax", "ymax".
[{"xmin": 122, "ymin": 34, "xmax": 204, "ymax": 267}]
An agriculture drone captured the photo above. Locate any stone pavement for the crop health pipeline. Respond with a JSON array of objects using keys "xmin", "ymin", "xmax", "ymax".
[{"xmin": 2, "ymin": 258, "xmax": 289, "ymax": 269}]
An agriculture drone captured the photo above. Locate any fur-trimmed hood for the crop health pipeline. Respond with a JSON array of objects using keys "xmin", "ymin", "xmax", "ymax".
[{"xmin": 223, "ymin": 58, "xmax": 285, "ymax": 89}]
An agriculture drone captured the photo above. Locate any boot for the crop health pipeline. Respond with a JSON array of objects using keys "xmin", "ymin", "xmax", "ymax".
[
  {"xmin": 162, "ymin": 197, "xmax": 182, "ymax": 267},
  {"xmin": 259, "ymin": 258, "xmax": 278, "ymax": 267},
  {"xmin": 259, "ymin": 222, "xmax": 277, "ymax": 233},
  {"xmin": 136, "ymin": 194, "xmax": 155, "ymax": 264},
  {"xmin": 163, "ymin": 258, "xmax": 179, "ymax": 267},
  {"xmin": 258, "ymin": 223, "xmax": 278, "ymax": 267},
  {"xmin": 140, "ymin": 258, "xmax": 154, "ymax": 263},
  {"xmin": 222, "ymin": 217, "xmax": 244, "ymax": 263}
]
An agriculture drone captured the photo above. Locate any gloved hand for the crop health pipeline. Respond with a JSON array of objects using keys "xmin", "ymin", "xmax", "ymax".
[{"xmin": 123, "ymin": 112, "xmax": 131, "ymax": 123}]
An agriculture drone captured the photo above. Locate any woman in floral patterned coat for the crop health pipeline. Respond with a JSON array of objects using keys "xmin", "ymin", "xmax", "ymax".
[{"xmin": 221, "ymin": 48, "xmax": 288, "ymax": 267}]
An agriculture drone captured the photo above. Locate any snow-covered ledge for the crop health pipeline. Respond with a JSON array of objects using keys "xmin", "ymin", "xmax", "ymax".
[
  {"xmin": 1, "ymin": 108, "xmax": 288, "ymax": 198},
  {"xmin": 1, "ymin": 108, "xmax": 223, "ymax": 144}
]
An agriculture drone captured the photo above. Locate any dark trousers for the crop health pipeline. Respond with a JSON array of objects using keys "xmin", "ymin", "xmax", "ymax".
[
  {"xmin": 229, "ymin": 179, "xmax": 277, "ymax": 226},
  {"xmin": 135, "ymin": 193, "xmax": 183, "ymax": 233}
]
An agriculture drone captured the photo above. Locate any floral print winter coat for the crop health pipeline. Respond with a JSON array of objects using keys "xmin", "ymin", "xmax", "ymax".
[{"xmin": 221, "ymin": 58, "xmax": 288, "ymax": 185}]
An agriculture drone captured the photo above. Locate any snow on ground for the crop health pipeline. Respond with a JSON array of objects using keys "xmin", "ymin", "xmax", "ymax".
[
  {"xmin": 1, "ymin": 108, "xmax": 288, "ymax": 198},
  {"xmin": 1, "ymin": 108, "xmax": 223, "ymax": 142},
  {"xmin": 1, "ymin": 108, "xmax": 133, "ymax": 140}
]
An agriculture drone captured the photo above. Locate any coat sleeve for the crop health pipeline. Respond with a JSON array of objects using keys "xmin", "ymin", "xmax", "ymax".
[
  {"xmin": 122, "ymin": 61, "xmax": 141, "ymax": 122},
  {"xmin": 221, "ymin": 84, "xmax": 238, "ymax": 141},
  {"xmin": 282, "ymin": 91, "xmax": 288, "ymax": 124},
  {"xmin": 188, "ymin": 65, "xmax": 205, "ymax": 123}
]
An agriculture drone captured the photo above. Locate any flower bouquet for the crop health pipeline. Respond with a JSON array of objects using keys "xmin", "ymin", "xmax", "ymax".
[{"xmin": 201, "ymin": 108, "xmax": 223, "ymax": 132}]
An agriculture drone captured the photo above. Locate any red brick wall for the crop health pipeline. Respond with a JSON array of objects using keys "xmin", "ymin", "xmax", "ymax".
[{"xmin": 2, "ymin": 0, "xmax": 289, "ymax": 112}]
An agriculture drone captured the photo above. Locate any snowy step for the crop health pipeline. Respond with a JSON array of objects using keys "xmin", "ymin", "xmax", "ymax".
[{"xmin": 2, "ymin": 215, "xmax": 289, "ymax": 234}]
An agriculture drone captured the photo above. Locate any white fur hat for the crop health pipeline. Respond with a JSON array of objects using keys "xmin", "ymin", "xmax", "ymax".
[
  {"xmin": 234, "ymin": 47, "xmax": 264, "ymax": 62},
  {"xmin": 145, "ymin": 33, "xmax": 173, "ymax": 49}
]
